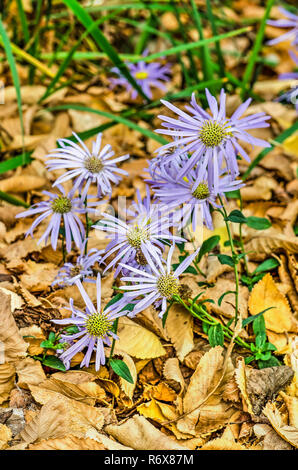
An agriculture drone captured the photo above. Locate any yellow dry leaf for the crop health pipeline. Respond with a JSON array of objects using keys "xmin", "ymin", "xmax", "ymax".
[
  {"xmin": 244, "ymin": 232, "xmax": 298, "ymax": 257},
  {"xmin": 19, "ymin": 395, "xmax": 105, "ymax": 445},
  {"xmin": 0, "ymin": 424, "xmax": 12, "ymax": 450},
  {"xmin": 200, "ymin": 436, "xmax": 246, "ymax": 450},
  {"xmin": 20, "ymin": 260, "xmax": 58, "ymax": 292},
  {"xmin": 0, "ymin": 175, "xmax": 47, "ymax": 193},
  {"xmin": 263, "ymin": 401, "xmax": 298, "ymax": 448},
  {"xmin": 0, "ymin": 363, "xmax": 15, "ymax": 405},
  {"xmin": 280, "ymin": 392, "xmax": 298, "ymax": 428},
  {"xmin": 16, "ymin": 357, "xmax": 46, "ymax": 389},
  {"xmin": 248, "ymin": 273, "xmax": 293, "ymax": 333},
  {"xmin": 178, "ymin": 346, "xmax": 235, "ymax": 436},
  {"xmin": 117, "ymin": 316, "xmax": 166, "ymax": 359},
  {"xmin": 28, "ymin": 435, "xmax": 105, "ymax": 450},
  {"xmin": 105, "ymin": 415, "xmax": 188, "ymax": 450},
  {"xmin": 0, "ymin": 291, "xmax": 28, "ymax": 362},
  {"xmin": 282, "ymin": 133, "xmax": 298, "ymax": 158},
  {"xmin": 143, "ymin": 382, "xmax": 177, "ymax": 402},
  {"xmin": 166, "ymin": 303, "xmax": 194, "ymax": 361},
  {"xmin": 235, "ymin": 358, "xmax": 254, "ymax": 414},
  {"xmin": 163, "ymin": 358, "xmax": 185, "ymax": 395},
  {"xmin": 19, "ymin": 325, "xmax": 45, "ymax": 356}
]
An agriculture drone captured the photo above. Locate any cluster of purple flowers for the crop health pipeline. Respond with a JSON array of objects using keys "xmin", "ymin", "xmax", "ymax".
[
  {"xmin": 267, "ymin": 7, "xmax": 298, "ymax": 111},
  {"xmin": 16, "ymin": 76, "xmax": 271, "ymax": 371}
]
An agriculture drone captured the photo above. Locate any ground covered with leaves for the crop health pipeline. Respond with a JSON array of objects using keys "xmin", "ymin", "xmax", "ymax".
[{"xmin": 0, "ymin": 0, "xmax": 297, "ymax": 452}]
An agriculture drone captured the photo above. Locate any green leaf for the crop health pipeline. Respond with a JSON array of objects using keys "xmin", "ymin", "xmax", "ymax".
[
  {"xmin": 196, "ymin": 235, "xmax": 220, "ymax": 263},
  {"xmin": 61, "ymin": 0, "xmax": 149, "ymax": 101},
  {"xmin": 227, "ymin": 210, "xmax": 247, "ymax": 223},
  {"xmin": 245, "ymin": 216, "xmax": 271, "ymax": 230},
  {"xmin": 42, "ymin": 355, "xmax": 66, "ymax": 371},
  {"xmin": 104, "ymin": 293, "xmax": 124, "ymax": 311},
  {"xmin": 217, "ymin": 254, "xmax": 235, "ymax": 267},
  {"xmin": 255, "ymin": 332, "xmax": 266, "ymax": 350},
  {"xmin": 110, "ymin": 358, "xmax": 134, "ymax": 384},
  {"xmin": 253, "ymin": 258, "xmax": 280, "ymax": 274},
  {"xmin": 258, "ymin": 356, "xmax": 281, "ymax": 369},
  {"xmin": 242, "ymin": 307, "xmax": 275, "ymax": 328},
  {"xmin": 0, "ymin": 191, "xmax": 29, "ymax": 208},
  {"xmin": 224, "ymin": 189, "xmax": 241, "ymax": 199},
  {"xmin": 253, "ymin": 314, "xmax": 266, "ymax": 336},
  {"xmin": 208, "ymin": 323, "xmax": 224, "ymax": 347},
  {"xmin": 0, "ymin": 153, "xmax": 32, "ymax": 174},
  {"xmin": 218, "ymin": 290, "xmax": 236, "ymax": 306},
  {"xmin": 40, "ymin": 340, "xmax": 55, "ymax": 349}
]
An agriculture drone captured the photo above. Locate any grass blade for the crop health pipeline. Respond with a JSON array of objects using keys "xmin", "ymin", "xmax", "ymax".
[
  {"xmin": 0, "ymin": 16, "xmax": 25, "ymax": 149},
  {"xmin": 61, "ymin": 0, "xmax": 150, "ymax": 102},
  {"xmin": 48, "ymin": 104, "xmax": 168, "ymax": 145},
  {"xmin": 242, "ymin": 121, "xmax": 298, "ymax": 180},
  {"xmin": 190, "ymin": 0, "xmax": 214, "ymax": 84},
  {"xmin": 0, "ymin": 153, "xmax": 32, "ymax": 174},
  {"xmin": 0, "ymin": 191, "xmax": 29, "ymax": 208},
  {"xmin": 241, "ymin": 0, "xmax": 275, "ymax": 99},
  {"xmin": 206, "ymin": 0, "xmax": 225, "ymax": 78}
]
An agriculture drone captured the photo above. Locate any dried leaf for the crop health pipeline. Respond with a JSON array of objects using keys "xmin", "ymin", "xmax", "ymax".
[
  {"xmin": 248, "ymin": 273, "xmax": 293, "ymax": 333},
  {"xmin": 263, "ymin": 401, "xmax": 298, "ymax": 448},
  {"xmin": 16, "ymin": 357, "xmax": 46, "ymax": 389},
  {"xmin": 0, "ymin": 424, "xmax": 12, "ymax": 450},
  {"xmin": 117, "ymin": 317, "xmax": 166, "ymax": 359},
  {"xmin": 28, "ymin": 435, "xmax": 105, "ymax": 450},
  {"xmin": 0, "ymin": 291, "xmax": 28, "ymax": 362},
  {"xmin": 105, "ymin": 415, "xmax": 188, "ymax": 450},
  {"xmin": 166, "ymin": 303, "xmax": 194, "ymax": 361}
]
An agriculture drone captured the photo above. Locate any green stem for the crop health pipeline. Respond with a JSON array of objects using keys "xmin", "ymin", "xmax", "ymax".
[
  {"xmin": 239, "ymin": 193, "xmax": 250, "ymax": 275},
  {"xmin": 218, "ymin": 196, "xmax": 240, "ymax": 324},
  {"xmin": 109, "ymin": 318, "xmax": 119, "ymax": 360},
  {"xmin": 173, "ymin": 295, "xmax": 250, "ymax": 350}
]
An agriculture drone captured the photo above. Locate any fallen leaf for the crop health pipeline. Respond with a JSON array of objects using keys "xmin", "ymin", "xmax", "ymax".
[
  {"xmin": 117, "ymin": 316, "xmax": 166, "ymax": 359},
  {"xmin": 166, "ymin": 303, "xmax": 194, "ymax": 361},
  {"xmin": 28, "ymin": 435, "xmax": 105, "ymax": 450},
  {"xmin": 16, "ymin": 357, "xmax": 46, "ymax": 389},
  {"xmin": 263, "ymin": 401, "xmax": 298, "ymax": 448},
  {"xmin": 248, "ymin": 273, "xmax": 293, "ymax": 333},
  {"xmin": 0, "ymin": 424, "xmax": 12, "ymax": 450}
]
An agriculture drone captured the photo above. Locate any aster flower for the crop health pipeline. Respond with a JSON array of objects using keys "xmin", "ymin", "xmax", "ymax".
[
  {"xmin": 111, "ymin": 49, "xmax": 171, "ymax": 100},
  {"xmin": 149, "ymin": 161, "xmax": 244, "ymax": 231},
  {"xmin": 16, "ymin": 185, "xmax": 90, "ymax": 252},
  {"xmin": 267, "ymin": 7, "xmax": 298, "ymax": 46},
  {"xmin": 119, "ymin": 244, "xmax": 200, "ymax": 318},
  {"xmin": 52, "ymin": 274, "xmax": 127, "ymax": 371},
  {"xmin": 46, "ymin": 132, "xmax": 129, "ymax": 197},
  {"xmin": 155, "ymin": 89, "xmax": 271, "ymax": 186},
  {"xmin": 95, "ymin": 207, "xmax": 184, "ymax": 277},
  {"xmin": 52, "ymin": 240, "xmax": 103, "ymax": 286}
]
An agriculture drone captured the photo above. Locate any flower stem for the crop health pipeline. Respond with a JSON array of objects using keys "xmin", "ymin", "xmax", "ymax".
[
  {"xmin": 218, "ymin": 196, "xmax": 239, "ymax": 324},
  {"xmin": 109, "ymin": 318, "xmax": 119, "ymax": 360}
]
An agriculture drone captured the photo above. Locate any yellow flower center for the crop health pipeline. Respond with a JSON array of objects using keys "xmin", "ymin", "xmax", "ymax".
[
  {"xmin": 70, "ymin": 265, "xmax": 82, "ymax": 277},
  {"xmin": 84, "ymin": 156, "xmax": 104, "ymax": 174},
  {"xmin": 199, "ymin": 120, "xmax": 231, "ymax": 147},
  {"xmin": 156, "ymin": 273, "xmax": 180, "ymax": 299},
  {"xmin": 127, "ymin": 226, "xmax": 149, "ymax": 248},
  {"xmin": 192, "ymin": 182, "xmax": 210, "ymax": 200},
  {"xmin": 135, "ymin": 71, "xmax": 148, "ymax": 80},
  {"xmin": 52, "ymin": 196, "xmax": 72, "ymax": 214},
  {"xmin": 85, "ymin": 311, "xmax": 113, "ymax": 337}
]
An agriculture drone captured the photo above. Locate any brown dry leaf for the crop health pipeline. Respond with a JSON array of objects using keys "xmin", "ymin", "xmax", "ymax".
[
  {"xmin": 0, "ymin": 424, "xmax": 12, "ymax": 450},
  {"xmin": 202, "ymin": 279, "xmax": 249, "ymax": 319},
  {"xmin": 19, "ymin": 325, "xmax": 45, "ymax": 356},
  {"xmin": 0, "ymin": 363, "xmax": 15, "ymax": 405},
  {"xmin": 105, "ymin": 414, "xmax": 188, "ymax": 450},
  {"xmin": 253, "ymin": 423, "xmax": 292, "ymax": 450},
  {"xmin": 0, "ymin": 175, "xmax": 47, "ymax": 193},
  {"xmin": 117, "ymin": 316, "xmax": 166, "ymax": 359},
  {"xmin": 0, "ymin": 291, "xmax": 28, "ymax": 362},
  {"xmin": 244, "ymin": 232, "xmax": 298, "ymax": 258},
  {"xmin": 163, "ymin": 358, "xmax": 185, "ymax": 395},
  {"xmin": 177, "ymin": 346, "xmax": 235, "ymax": 435},
  {"xmin": 20, "ymin": 260, "xmax": 58, "ymax": 292},
  {"xmin": 235, "ymin": 358, "xmax": 254, "ymax": 414},
  {"xmin": 165, "ymin": 303, "xmax": 194, "ymax": 361},
  {"xmin": 245, "ymin": 366, "xmax": 294, "ymax": 415},
  {"xmin": 16, "ymin": 357, "xmax": 46, "ymax": 389},
  {"xmin": 248, "ymin": 273, "xmax": 293, "ymax": 333},
  {"xmin": 200, "ymin": 435, "xmax": 246, "ymax": 450},
  {"xmin": 28, "ymin": 435, "xmax": 105, "ymax": 450},
  {"xmin": 29, "ymin": 370, "xmax": 106, "ymax": 406},
  {"xmin": 263, "ymin": 401, "xmax": 298, "ymax": 448},
  {"xmin": 85, "ymin": 429, "xmax": 132, "ymax": 450},
  {"xmin": 19, "ymin": 395, "xmax": 105, "ymax": 445}
]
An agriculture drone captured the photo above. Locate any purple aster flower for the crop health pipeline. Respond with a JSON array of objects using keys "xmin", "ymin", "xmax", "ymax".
[
  {"xmin": 267, "ymin": 7, "xmax": 298, "ymax": 46},
  {"xmin": 119, "ymin": 243, "xmax": 200, "ymax": 318},
  {"xmin": 95, "ymin": 207, "xmax": 184, "ymax": 277},
  {"xmin": 155, "ymin": 89, "xmax": 271, "ymax": 186},
  {"xmin": 111, "ymin": 49, "xmax": 171, "ymax": 100},
  {"xmin": 15, "ymin": 185, "xmax": 90, "ymax": 252},
  {"xmin": 52, "ymin": 274, "xmax": 127, "ymax": 371},
  {"xmin": 52, "ymin": 240, "xmax": 103, "ymax": 287},
  {"xmin": 149, "ymin": 161, "xmax": 244, "ymax": 231},
  {"xmin": 46, "ymin": 132, "xmax": 129, "ymax": 198}
]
